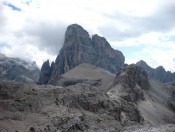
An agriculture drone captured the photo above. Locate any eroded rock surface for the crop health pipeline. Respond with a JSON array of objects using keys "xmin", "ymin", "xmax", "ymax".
[
  {"xmin": 108, "ymin": 64, "xmax": 150, "ymax": 102},
  {"xmin": 0, "ymin": 80, "xmax": 143, "ymax": 132}
]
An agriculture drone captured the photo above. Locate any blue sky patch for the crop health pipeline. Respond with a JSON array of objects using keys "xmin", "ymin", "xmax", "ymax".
[
  {"xmin": 115, "ymin": 45, "xmax": 146, "ymax": 59},
  {"xmin": 169, "ymin": 36, "xmax": 175, "ymax": 42},
  {"xmin": 22, "ymin": 0, "xmax": 32, "ymax": 6},
  {"xmin": 4, "ymin": 2, "xmax": 21, "ymax": 12}
]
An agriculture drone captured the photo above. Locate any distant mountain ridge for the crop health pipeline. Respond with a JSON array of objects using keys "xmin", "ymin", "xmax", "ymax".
[
  {"xmin": 136, "ymin": 60, "xmax": 175, "ymax": 83},
  {"xmin": 38, "ymin": 24, "xmax": 125, "ymax": 85},
  {"xmin": 0, "ymin": 53, "xmax": 40, "ymax": 83}
]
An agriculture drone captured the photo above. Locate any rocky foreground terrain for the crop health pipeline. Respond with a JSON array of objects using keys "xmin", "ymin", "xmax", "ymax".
[{"xmin": 0, "ymin": 63, "xmax": 175, "ymax": 132}]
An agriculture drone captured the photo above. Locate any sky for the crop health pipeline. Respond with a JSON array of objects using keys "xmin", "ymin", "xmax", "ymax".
[{"xmin": 0, "ymin": 0, "xmax": 175, "ymax": 72}]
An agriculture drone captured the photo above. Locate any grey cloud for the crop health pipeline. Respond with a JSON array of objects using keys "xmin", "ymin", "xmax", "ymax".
[
  {"xmin": 99, "ymin": 26, "xmax": 139, "ymax": 41},
  {"xmin": 141, "ymin": 4, "xmax": 175, "ymax": 32},
  {"xmin": 173, "ymin": 58, "xmax": 175, "ymax": 62},
  {"xmin": 16, "ymin": 21, "xmax": 67, "ymax": 55},
  {"xmin": 99, "ymin": 4, "xmax": 175, "ymax": 41}
]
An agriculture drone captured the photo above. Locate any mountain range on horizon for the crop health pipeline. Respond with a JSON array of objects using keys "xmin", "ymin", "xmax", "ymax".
[
  {"xmin": 0, "ymin": 24, "xmax": 175, "ymax": 84},
  {"xmin": 0, "ymin": 53, "xmax": 40, "ymax": 83},
  {"xmin": 136, "ymin": 60, "xmax": 175, "ymax": 83},
  {"xmin": 38, "ymin": 24, "xmax": 175, "ymax": 85}
]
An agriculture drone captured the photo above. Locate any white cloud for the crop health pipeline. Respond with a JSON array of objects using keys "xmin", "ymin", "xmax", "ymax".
[
  {"xmin": 0, "ymin": 0, "xmax": 175, "ymax": 72},
  {"xmin": 120, "ymin": 33, "xmax": 175, "ymax": 71}
]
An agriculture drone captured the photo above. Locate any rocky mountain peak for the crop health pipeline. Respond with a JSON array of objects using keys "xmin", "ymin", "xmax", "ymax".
[
  {"xmin": 38, "ymin": 60, "xmax": 52, "ymax": 85},
  {"xmin": 39, "ymin": 24, "xmax": 125, "ymax": 85},
  {"xmin": 156, "ymin": 66, "xmax": 165, "ymax": 71},
  {"xmin": 136, "ymin": 60, "xmax": 175, "ymax": 83},
  {"xmin": 136, "ymin": 60, "xmax": 148, "ymax": 67},
  {"xmin": 63, "ymin": 24, "xmax": 90, "ymax": 48},
  {"xmin": 66, "ymin": 24, "xmax": 89, "ymax": 36}
]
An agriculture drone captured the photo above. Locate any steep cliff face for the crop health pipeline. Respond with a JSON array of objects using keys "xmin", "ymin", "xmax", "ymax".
[
  {"xmin": 39, "ymin": 24, "xmax": 124, "ymax": 84},
  {"xmin": 0, "ymin": 53, "xmax": 40, "ymax": 83},
  {"xmin": 51, "ymin": 24, "xmax": 92, "ymax": 77},
  {"xmin": 38, "ymin": 60, "xmax": 54, "ymax": 85},
  {"xmin": 136, "ymin": 60, "xmax": 175, "ymax": 83}
]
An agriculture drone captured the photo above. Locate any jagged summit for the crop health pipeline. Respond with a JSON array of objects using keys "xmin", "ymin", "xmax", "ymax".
[
  {"xmin": 39, "ymin": 24, "xmax": 125, "ymax": 85},
  {"xmin": 66, "ymin": 24, "xmax": 89, "ymax": 37},
  {"xmin": 136, "ymin": 60, "xmax": 175, "ymax": 83},
  {"xmin": 38, "ymin": 60, "xmax": 52, "ymax": 85},
  {"xmin": 136, "ymin": 60, "xmax": 149, "ymax": 67},
  {"xmin": 63, "ymin": 24, "xmax": 90, "ymax": 48}
]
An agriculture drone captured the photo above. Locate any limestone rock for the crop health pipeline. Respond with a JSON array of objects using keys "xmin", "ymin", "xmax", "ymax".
[
  {"xmin": 38, "ymin": 60, "xmax": 53, "ymax": 85},
  {"xmin": 0, "ymin": 80, "xmax": 143, "ymax": 132},
  {"xmin": 108, "ymin": 64, "xmax": 150, "ymax": 102}
]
